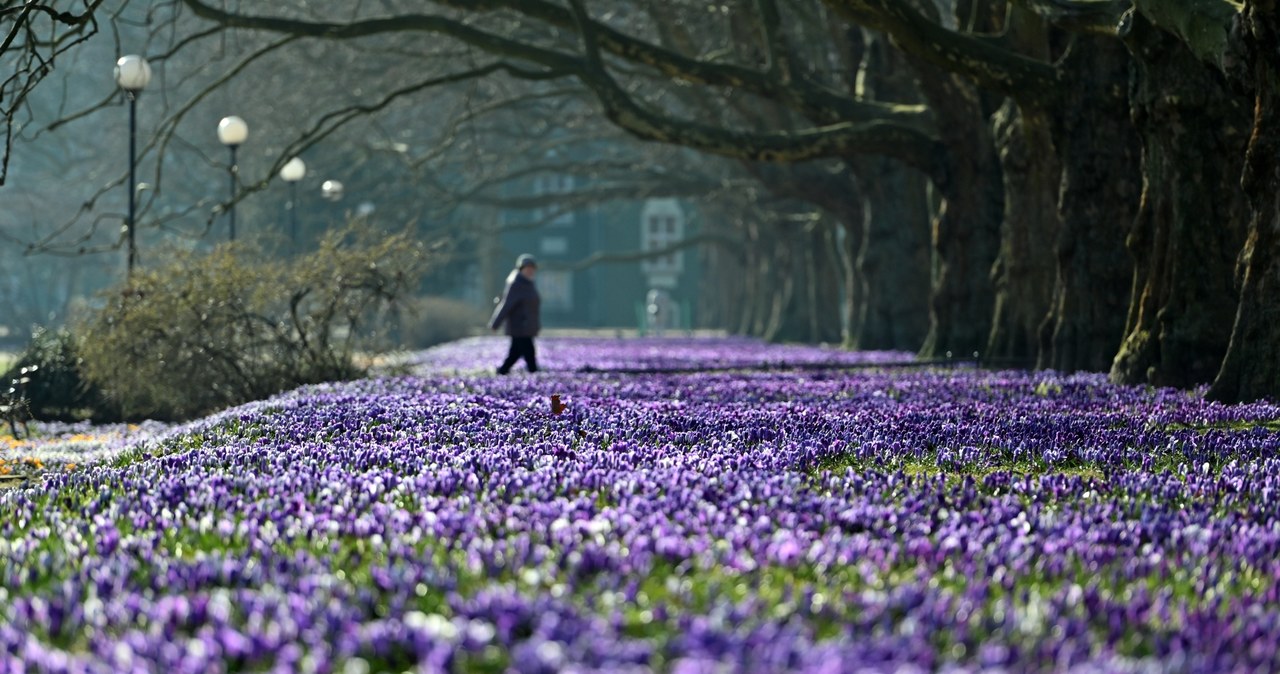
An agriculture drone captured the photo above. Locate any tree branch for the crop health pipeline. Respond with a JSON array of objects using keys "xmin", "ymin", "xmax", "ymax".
[
  {"xmin": 175, "ymin": 0, "xmax": 944, "ymax": 174},
  {"xmin": 755, "ymin": 0, "xmax": 794, "ymax": 83},
  {"xmin": 1, "ymin": 0, "xmax": 106, "ymax": 185},
  {"xmin": 1013, "ymin": 0, "xmax": 1127, "ymax": 36},
  {"xmin": 554, "ymin": 233, "xmax": 745, "ymax": 272},
  {"xmin": 1130, "ymin": 0, "xmax": 1240, "ymax": 71},
  {"xmin": 432, "ymin": 0, "xmax": 926, "ymax": 128},
  {"xmin": 822, "ymin": 0, "xmax": 1062, "ymax": 100}
]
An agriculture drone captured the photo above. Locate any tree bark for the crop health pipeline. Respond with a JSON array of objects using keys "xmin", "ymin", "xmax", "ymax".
[
  {"xmin": 767, "ymin": 220, "xmax": 844, "ymax": 343},
  {"xmin": 1211, "ymin": 181, "xmax": 1280, "ymax": 402},
  {"xmin": 812, "ymin": 222, "xmax": 847, "ymax": 342},
  {"xmin": 839, "ymin": 212, "xmax": 864, "ymax": 346},
  {"xmin": 984, "ymin": 6, "xmax": 1061, "ymax": 366},
  {"xmin": 850, "ymin": 156, "xmax": 932, "ymax": 350},
  {"xmin": 848, "ymin": 32, "xmax": 932, "ymax": 352},
  {"xmin": 762, "ymin": 231, "xmax": 796, "ymax": 341},
  {"xmin": 912, "ymin": 70, "xmax": 1004, "ymax": 359},
  {"xmin": 696, "ymin": 202, "xmax": 748, "ymax": 332},
  {"xmin": 742, "ymin": 162, "xmax": 865, "ymax": 344},
  {"xmin": 986, "ymin": 100, "xmax": 1060, "ymax": 364},
  {"xmin": 1110, "ymin": 14, "xmax": 1251, "ymax": 388},
  {"xmin": 737, "ymin": 219, "xmax": 764, "ymax": 335},
  {"xmin": 1039, "ymin": 36, "xmax": 1141, "ymax": 372},
  {"xmin": 818, "ymin": 220, "xmax": 851, "ymax": 343},
  {"xmin": 890, "ymin": 0, "xmax": 1006, "ymax": 360},
  {"xmin": 1208, "ymin": 0, "xmax": 1280, "ymax": 403}
]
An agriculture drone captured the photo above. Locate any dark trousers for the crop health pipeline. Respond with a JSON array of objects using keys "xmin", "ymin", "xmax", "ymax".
[{"xmin": 499, "ymin": 336, "xmax": 538, "ymax": 373}]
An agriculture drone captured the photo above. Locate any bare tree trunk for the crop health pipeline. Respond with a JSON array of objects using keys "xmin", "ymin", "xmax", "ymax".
[
  {"xmin": 697, "ymin": 209, "xmax": 747, "ymax": 332},
  {"xmin": 894, "ymin": 20, "xmax": 1004, "ymax": 360},
  {"xmin": 916, "ymin": 84, "xmax": 1003, "ymax": 359},
  {"xmin": 1211, "ymin": 185, "xmax": 1280, "ymax": 402},
  {"xmin": 850, "ymin": 32, "xmax": 931, "ymax": 352},
  {"xmin": 1111, "ymin": 15, "xmax": 1250, "ymax": 388},
  {"xmin": 475, "ymin": 205, "xmax": 502, "ymax": 309},
  {"xmin": 806, "ymin": 241, "xmax": 821, "ymax": 342},
  {"xmin": 850, "ymin": 157, "xmax": 932, "ymax": 351},
  {"xmin": 1209, "ymin": 0, "xmax": 1280, "ymax": 403},
  {"xmin": 986, "ymin": 100, "xmax": 1060, "ymax": 364},
  {"xmin": 974, "ymin": 5, "xmax": 1059, "ymax": 365},
  {"xmin": 924, "ymin": 1, "xmax": 1006, "ymax": 362},
  {"xmin": 742, "ymin": 162, "xmax": 862, "ymax": 344},
  {"xmin": 762, "ymin": 237, "xmax": 794, "ymax": 341},
  {"xmin": 738, "ymin": 220, "xmax": 763, "ymax": 335},
  {"xmin": 751, "ymin": 226, "xmax": 776, "ymax": 337},
  {"xmin": 840, "ymin": 216, "xmax": 863, "ymax": 346},
  {"xmin": 816, "ymin": 221, "xmax": 847, "ymax": 343},
  {"xmin": 1039, "ymin": 36, "xmax": 1141, "ymax": 372}
]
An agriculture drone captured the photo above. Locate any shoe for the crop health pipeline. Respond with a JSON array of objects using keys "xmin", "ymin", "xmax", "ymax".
[{"xmin": 496, "ymin": 367, "xmax": 510, "ymax": 375}]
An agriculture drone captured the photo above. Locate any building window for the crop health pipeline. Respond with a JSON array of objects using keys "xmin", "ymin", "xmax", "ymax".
[
  {"xmin": 641, "ymin": 205, "xmax": 684, "ymax": 275},
  {"xmin": 539, "ymin": 270, "xmax": 573, "ymax": 311},
  {"xmin": 540, "ymin": 236, "xmax": 568, "ymax": 255},
  {"xmin": 532, "ymin": 173, "xmax": 574, "ymax": 227}
]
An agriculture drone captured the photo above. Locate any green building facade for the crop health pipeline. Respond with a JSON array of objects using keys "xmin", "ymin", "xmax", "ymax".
[{"xmin": 490, "ymin": 175, "xmax": 702, "ymax": 331}]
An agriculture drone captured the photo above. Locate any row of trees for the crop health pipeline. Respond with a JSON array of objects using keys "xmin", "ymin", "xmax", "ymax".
[{"xmin": 2, "ymin": 1, "xmax": 1277, "ymax": 403}]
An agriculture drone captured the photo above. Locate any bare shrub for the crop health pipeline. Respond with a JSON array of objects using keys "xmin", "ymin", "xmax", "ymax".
[{"xmin": 77, "ymin": 225, "xmax": 431, "ymax": 420}]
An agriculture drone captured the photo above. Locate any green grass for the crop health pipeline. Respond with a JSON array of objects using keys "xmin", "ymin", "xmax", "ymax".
[
  {"xmin": 806, "ymin": 416, "xmax": 1280, "ymax": 488},
  {"xmin": 810, "ymin": 452, "xmax": 1108, "ymax": 484},
  {"xmin": 1165, "ymin": 418, "xmax": 1280, "ymax": 432}
]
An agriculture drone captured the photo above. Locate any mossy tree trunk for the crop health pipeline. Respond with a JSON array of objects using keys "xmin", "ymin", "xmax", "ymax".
[{"xmin": 1110, "ymin": 15, "xmax": 1251, "ymax": 388}]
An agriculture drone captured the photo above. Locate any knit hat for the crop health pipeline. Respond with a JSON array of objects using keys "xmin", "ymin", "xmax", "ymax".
[{"xmin": 516, "ymin": 254, "xmax": 537, "ymax": 269}]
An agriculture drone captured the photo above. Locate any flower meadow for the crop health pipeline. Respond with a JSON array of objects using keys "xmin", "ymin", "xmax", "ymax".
[
  {"xmin": 2, "ymin": 336, "xmax": 1280, "ymax": 673},
  {"xmin": 403, "ymin": 336, "xmax": 917, "ymax": 374},
  {"xmin": 1, "ymin": 422, "xmax": 170, "ymax": 475}
]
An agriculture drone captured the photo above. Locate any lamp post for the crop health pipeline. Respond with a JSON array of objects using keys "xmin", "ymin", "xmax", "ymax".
[
  {"xmin": 217, "ymin": 115, "xmax": 248, "ymax": 240},
  {"xmin": 320, "ymin": 180, "xmax": 345, "ymax": 235},
  {"xmin": 321, "ymin": 179, "xmax": 344, "ymax": 203},
  {"xmin": 279, "ymin": 157, "xmax": 306, "ymax": 249},
  {"xmin": 114, "ymin": 55, "xmax": 151, "ymax": 276}
]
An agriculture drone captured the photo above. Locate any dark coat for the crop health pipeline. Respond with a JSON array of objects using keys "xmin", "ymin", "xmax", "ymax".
[{"xmin": 489, "ymin": 271, "xmax": 541, "ymax": 337}]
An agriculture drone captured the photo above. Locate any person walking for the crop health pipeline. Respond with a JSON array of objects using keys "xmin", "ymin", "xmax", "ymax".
[{"xmin": 490, "ymin": 254, "xmax": 541, "ymax": 374}]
